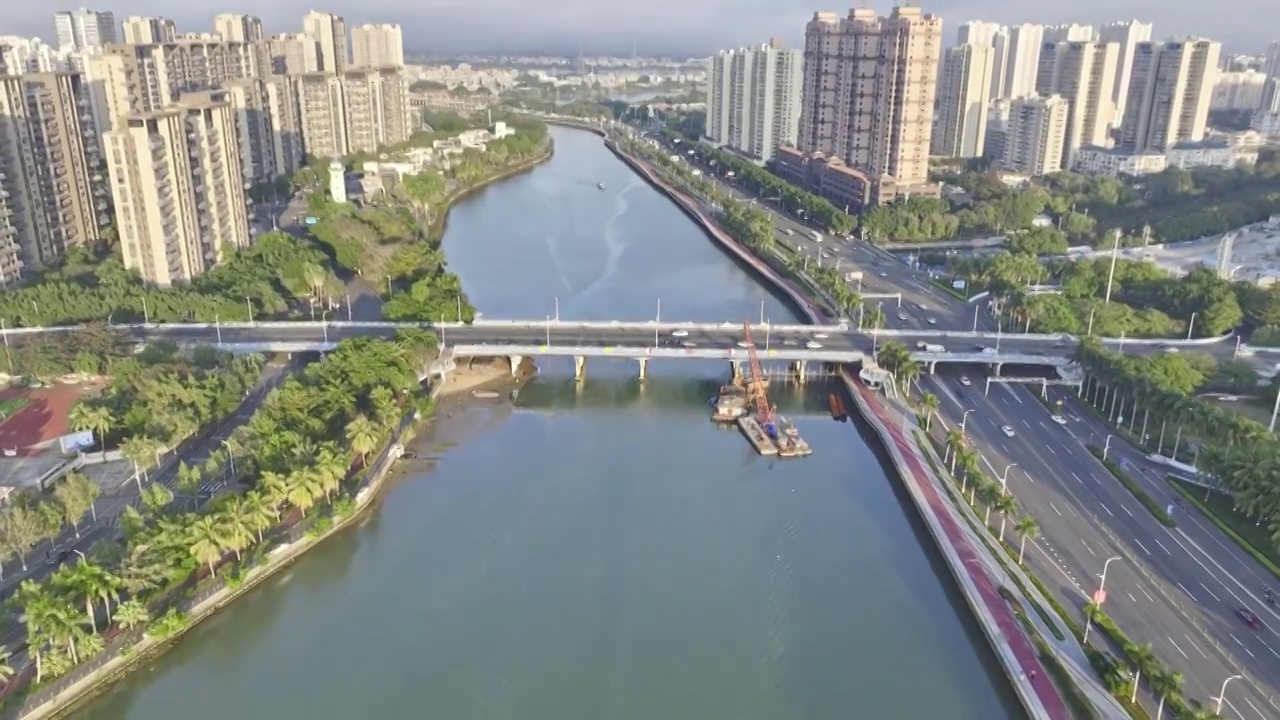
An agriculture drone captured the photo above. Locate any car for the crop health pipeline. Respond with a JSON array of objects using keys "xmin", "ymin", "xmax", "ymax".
[
  {"xmin": 1051, "ymin": 415, "xmax": 1069, "ymax": 425},
  {"xmin": 878, "ymin": 272, "xmax": 889, "ymax": 278},
  {"xmin": 682, "ymin": 341, "xmax": 697, "ymax": 348},
  {"xmin": 671, "ymin": 330, "xmax": 689, "ymax": 337},
  {"xmin": 783, "ymin": 339, "xmax": 798, "ymax": 346},
  {"xmin": 783, "ymin": 228, "xmax": 794, "ymax": 235},
  {"xmin": 806, "ymin": 341, "xmax": 823, "ymax": 349},
  {"xmin": 959, "ymin": 376, "xmax": 972, "ymax": 386},
  {"xmin": 897, "ymin": 311, "xmax": 908, "ymax": 320},
  {"xmin": 1001, "ymin": 425, "xmax": 1016, "ymax": 438},
  {"xmin": 813, "ymin": 332, "xmax": 829, "ymax": 339},
  {"xmin": 927, "ymin": 317, "xmax": 938, "ymax": 325},
  {"xmin": 1236, "ymin": 607, "xmax": 1264, "ymax": 630}
]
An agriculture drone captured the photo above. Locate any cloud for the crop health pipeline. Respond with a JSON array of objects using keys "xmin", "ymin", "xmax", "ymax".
[{"xmin": 7, "ymin": 1, "xmax": 1276, "ymax": 55}]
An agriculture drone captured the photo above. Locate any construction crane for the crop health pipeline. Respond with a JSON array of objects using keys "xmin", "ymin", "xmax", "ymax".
[{"xmin": 742, "ymin": 321, "xmax": 779, "ymax": 440}]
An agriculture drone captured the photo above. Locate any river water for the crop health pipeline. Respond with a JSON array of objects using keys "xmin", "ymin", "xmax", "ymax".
[{"xmin": 76, "ymin": 128, "xmax": 1021, "ymax": 720}]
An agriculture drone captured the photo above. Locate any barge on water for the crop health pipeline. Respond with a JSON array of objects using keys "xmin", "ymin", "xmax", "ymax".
[
  {"xmin": 828, "ymin": 392, "xmax": 848, "ymax": 422},
  {"xmin": 711, "ymin": 385, "xmax": 749, "ymax": 423},
  {"xmin": 736, "ymin": 414, "xmax": 812, "ymax": 458}
]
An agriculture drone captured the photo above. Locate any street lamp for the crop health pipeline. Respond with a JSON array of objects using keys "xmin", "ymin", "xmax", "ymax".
[
  {"xmin": 546, "ymin": 316, "xmax": 551, "ymax": 346},
  {"xmin": 322, "ymin": 310, "xmax": 331, "ymax": 344},
  {"xmin": 972, "ymin": 304, "xmax": 980, "ymax": 332},
  {"xmin": 220, "ymin": 439, "xmax": 236, "ymax": 479},
  {"xmin": 1083, "ymin": 555, "xmax": 1122, "ymax": 643},
  {"xmin": 214, "ymin": 315, "xmax": 222, "ymax": 346},
  {"xmin": 961, "ymin": 409, "xmax": 974, "ymax": 434},
  {"xmin": 1000, "ymin": 463, "xmax": 1018, "ymax": 494},
  {"xmin": 1103, "ymin": 434, "xmax": 1114, "ymax": 461},
  {"xmin": 1215, "ymin": 674, "xmax": 1242, "ymax": 715},
  {"xmin": 554, "ymin": 296, "xmax": 560, "ymax": 322}
]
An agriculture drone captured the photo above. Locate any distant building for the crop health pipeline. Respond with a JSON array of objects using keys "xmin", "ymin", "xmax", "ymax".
[
  {"xmin": 329, "ymin": 161, "xmax": 346, "ymax": 203},
  {"xmin": 351, "ymin": 24, "xmax": 404, "ymax": 69},
  {"xmin": 996, "ymin": 95, "xmax": 1069, "ymax": 176},
  {"xmin": 121, "ymin": 16, "xmax": 178, "ymax": 44},
  {"xmin": 295, "ymin": 68, "xmax": 411, "ymax": 158},
  {"xmin": 1037, "ymin": 41, "xmax": 1119, "ymax": 165},
  {"xmin": 53, "ymin": 9, "xmax": 116, "ymax": 52},
  {"xmin": 932, "ymin": 44, "xmax": 994, "ymax": 158},
  {"xmin": 1211, "ymin": 70, "xmax": 1268, "ymax": 111},
  {"xmin": 1119, "ymin": 39, "xmax": 1219, "ymax": 153},
  {"xmin": 705, "ymin": 39, "xmax": 802, "ymax": 163},
  {"xmin": 302, "ymin": 11, "xmax": 347, "ymax": 73}
]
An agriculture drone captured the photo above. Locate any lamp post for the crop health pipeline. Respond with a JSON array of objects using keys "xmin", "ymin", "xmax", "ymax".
[
  {"xmin": 972, "ymin": 304, "xmax": 980, "ymax": 332},
  {"xmin": 961, "ymin": 408, "xmax": 974, "ymax": 435},
  {"xmin": 1103, "ymin": 434, "xmax": 1114, "ymax": 461},
  {"xmin": 246, "ymin": 297, "xmax": 254, "ymax": 323},
  {"xmin": 220, "ymin": 439, "xmax": 236, "ymax": 479},
  {"xmin": 1000, "ymin": 463, "xmax": 1018, "ymax": 495},
  {"xmin": 1215, "ymin": 674, "xmax": 1242, "ymax": 715},
  {"xmin": 546, "ymin": 316, "xmax": 551, "ymax": 347},
  {"xmin": 0, "ymin": 319, "xmax": 12, "ymax": 374},
  {"xmin": 1083, "ymin": 555, "xmax": 1122, "ymax": 643},
  {"xmin": 1186, "ymin": 311, "xmax": 1197, "ymax": 340},
  {"xmin": 215, "ymin": 315, "xmax": 222, "ymax": 345},
  {"xmin": 322, "ymin": 310, "xmax": 331, "ymax": 344},
  {"xmin": 554, "ymin": 296, "xmax": 560, "ymax": 322}
]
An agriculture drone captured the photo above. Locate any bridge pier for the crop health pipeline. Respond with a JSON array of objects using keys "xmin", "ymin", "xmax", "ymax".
[
  {"xmin": 992, "ymin": 362, "xmax": 1004, "ymax": 376},
  {"xmin": 637, "ymin": 358, "xmax": 648, "ymax": 382},
  {"xmin": 730, "ymin": 360, "xmax": 744, "ymax": 381},
  {"xmin": 508, "ymin": 355, "xmax": 524, "ymax": 376},
  {"xmin": 792, "ymin": 360, "xmax": 808, "ymax": 384},
  {"xmin": 574, "ymin": 355, "xmax": 587, "ymax": 381},
  {"xmin": 927, "ymin": 360, "xmax": 937, "ymax": 374}
]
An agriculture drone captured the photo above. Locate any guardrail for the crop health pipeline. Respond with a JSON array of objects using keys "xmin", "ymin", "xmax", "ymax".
[{"xmin": 450, "ymin": 343, "xmax": 866, "ymax": 363}]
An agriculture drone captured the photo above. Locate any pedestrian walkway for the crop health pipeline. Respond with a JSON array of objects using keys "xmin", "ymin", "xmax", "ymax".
[{"xmin": 851, "ymin": 380, "xmax": 1070, "ymax": 720}]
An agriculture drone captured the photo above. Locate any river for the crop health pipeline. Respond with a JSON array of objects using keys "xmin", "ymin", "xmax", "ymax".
[{"xmin": 75, "ymin": 127, "xmax": 1022, "ymax": 720}]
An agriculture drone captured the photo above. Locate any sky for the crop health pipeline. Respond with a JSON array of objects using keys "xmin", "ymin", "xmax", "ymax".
[{"xmin": 6, "ymin": 1, "xmax": 1278, "ymax": 57}]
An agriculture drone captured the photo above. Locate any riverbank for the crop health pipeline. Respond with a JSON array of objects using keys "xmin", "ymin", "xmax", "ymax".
[
  {"xmin": 11, "ymin": 359, "xmax": 518, "ymax": 720},
  {"xmin": 424, "ymin": 141, "xmax": 555, "ymax": 245},
  {"xmin": 598, "ymin": 133, "xmax": 1089, "ymax": 720}
]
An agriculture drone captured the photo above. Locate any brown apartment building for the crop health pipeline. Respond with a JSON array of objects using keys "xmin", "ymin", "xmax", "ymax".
[
  {"xmin": 0, "ymin": 72, "xmax": 109, "ymax": 285},
  {"xmin": 785, "ymin": 5, "xmax": 943, "ymax": 211}
]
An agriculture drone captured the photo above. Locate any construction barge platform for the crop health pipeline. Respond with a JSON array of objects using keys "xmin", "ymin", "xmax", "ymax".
[
  {"xmin": 736, "ymin": 416, "xmax": 812, "ymax": 457},
  {"xmin": 717, "ymin": 320, "xmax": 814, "ymax": 458}
]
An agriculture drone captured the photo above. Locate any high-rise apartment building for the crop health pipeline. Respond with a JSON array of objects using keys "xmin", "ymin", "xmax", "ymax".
[
  {"xmin": 223, "ymin": 77, "xmax": 302, "ymax": 183},
  {"xmin": 956, "ymin": 22, "xmax": 1008, "ymax": 102},
  {"xmin": 295, "ymin": 68, "xmax": 410, "ymax": 158},
  {"xmin": 999, "ymin": 95, "xmax": 1069, "ymax": 175},
  {"xmin": 1097, "ymin": 20, "xmax": 1152, "ymax": 124},
  {"xmin": 302, "ymin": 11, "xmax": 348, "ymax": 73},
  {"xmin": 1119, "ymin": 39, "xmax": 1219, "ymax": 153},
  {"xmin": 104, "ymin": 91, "xmax": 249, "ymax": 287},
  {"xmin": 0, "ymin": 38, "xmax": 69, "ymax": 75},
  {"xmin": 350, "ymin": 24, "xmax": 404, "ymax": 68},
  {"xmin": 797, "ymin": 6, "xmax": 942, "ymax": 207},
  {"xmin": 53, "ymin": 9, "xmax": 117, "ymax": 52},
  {"xmin": 86, "ymin": 40, "xmax": 260, "ymax": 131},
  {"xmin": 705, "ymin": 39, "xmax": 803, "ymax": 162},
  {"xmin": 0, "ymin": 72, "xmax": 108, "ymax": 283},
  {"xmin": 122, "ymin": 16, "xmax": 178, "ymax": 44},
  {"xmin": 1043, "ymin": 24, "xmax": 1096, "ymax": 43},
  {"xmin": 932, "ymin": 44, "xmax": 994, "ymax": 157},
  {"xmin": 1003, "ymin": 24, "xmax": 1044, "ymax": 98},
  {"xmin": 1211, "ymin": 69, "xmax": 1268, "ymax": 111},
  {"xmin": 213, "ymin": 14, "xmax": 264, "ymax": 43},
  {"xmin": 1037, "ymin": 41, "xmax": 1119, "ymax": 165},
  {"xmin": 266, "ymin": 33, "xmax": 321, "ymax": 75}
]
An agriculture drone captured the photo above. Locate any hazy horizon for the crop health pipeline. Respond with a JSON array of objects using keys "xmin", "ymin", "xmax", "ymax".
[{"xmin": 6, "ymin": 1, "xmax": 1278, "ymax": 57}]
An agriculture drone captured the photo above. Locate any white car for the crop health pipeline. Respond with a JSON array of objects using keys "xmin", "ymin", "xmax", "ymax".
[
  {"xmin": 671, "ymin": 330, "xmax": 689, "ymax": 337},
  {"xmin": 814, "ymin": 332, "xmax": 829, "ymax": 339},
  {"xmin": 682, "ymin": 341, "xmax": 697, "ymax": 348},
  {"xmin": 784, "ymin": 228, "xmax": 794, "ymax": 235},
  {"xmin": 806, "ymin": 341, "xmax": 823, "ymax": 349},
  {"xmin": 783, "ymin": 339, "xmax": 798, "ymax": 346},
  {"xmin": 959, "ymin": 376, "xmax": 971, "ymax": 386},
  {"xmin": 897, "ymin": 311, "xmax": 908, "ymax": 320},
  {"xmin": 927, "ymin": 317, "xmax": 938, "ymax": 325},
  {"xmin": 1051, "ymin": 415, "xmax": 1068, "ymax": 425},
  {"xmin": 1001, "ymin": 425, "xmax": 1016, "ymax": 438},
  {"xmin": 737, "ymin": 341, "xmax": 750, "ymax": 348},
  {"xmin": 879, "ymin": 272, "xmax": 889, "ymax": 278}
]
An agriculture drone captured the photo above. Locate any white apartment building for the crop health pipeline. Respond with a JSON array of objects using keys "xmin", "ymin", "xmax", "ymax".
[
  {"xmin": 122, "ymin": 17, "xmax": 178, "ymax": 44},
  {"xmin": 932, "ymin": 44, "xmax": 994, "ymax": 158},
  {"xmin": 351, "ymin": 24, "xmax": 404, "ymax": 68},
  {"xmin": 266, "ymin": 34, "xmax": 321, "ymax": 75},
  {"xmin": 1037, "ymin": 41, "xmax": 1119, "ymax": 165},
  {"xmin": 998, "ymin": 95, "xmax": 1069, "ymax": 175},
  {"xmin": 104, "ymin": 91, "xmax": 249, "ymax": 287},
  {"xmin": 1119, "ymin": 39, "xmax": 1219, "ymax": 153},
  {"xmin": 223, "ymin": 77, "xmax": 303, "ymax": 183},
  {"xmin": 1003, "ymin": 24, "xmax": 1044, "ymax": 99},
  {"xmin": 53, "ymin": 9, "xmax": 116, "ymax": 52},
  {"xmin": 213, "ymin": 14, "xmax": 264, "ymax": 43},
  {"xmin": 705, "ymin": 39, "xmax": 802, "ymax": 162},
  {"xmin": 1044, "ymin": 24, "xmax": 1095, "ymax": 43},
  {"xmin": 295, "ymin": 68, "xmax": 411, "ymax": 159},
  {"xmin": 956, "ymin": 22, "xmax": 1009, "ymax": 102},
  {"xmin": 1097, "ymin": 20, "xmax": 1152, "ymax": 124},
  {"xmin": 0, "ymin": 37, "xmax": 67, "ymax": 74},
  {"xmin": 1212, "ymin": 69, "xmax": 1268, "ymax": 111},
  {"xmin": 302, "ymin": 11, "xmax": 348, "ymax": 73}
]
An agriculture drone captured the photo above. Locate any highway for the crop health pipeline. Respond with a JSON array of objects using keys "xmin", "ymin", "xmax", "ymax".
[{"xmin": 920, "ymin": 366, "xmax": 1280, "ymax": 718}]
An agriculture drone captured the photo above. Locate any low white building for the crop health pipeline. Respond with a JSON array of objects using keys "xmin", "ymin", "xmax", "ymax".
[{"xmin": 1073, "ymin": 140, "xmax": 1251, "ymax": 178}]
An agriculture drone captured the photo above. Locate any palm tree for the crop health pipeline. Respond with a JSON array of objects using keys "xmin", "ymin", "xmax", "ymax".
[
  {"xmin": 994, "ymin": 494, "xmax": 1019, "ymax": 543},
  {"xmin": 944, "ymin": 428, "xmax": 966, "ymax": 472},
  {"xmin": 68, "ymin": 403, "xmax": 113, "ymax": 459},
  {"xmin": 1014, "ymin": 516, "xmax": 1039, "ymax": 565},
  {"xmin": 0, "ymin": 654, "xmax": 14, "ymax": 685},
  {"xmin": 1128, "ymin": 642, "xmax": 1158, "ymax": 704},
  {"xmin": 920, "ymin": 392, "xmax": 940, "ymax": 431},
  {"xmin": 345, "ymin": 414, "xmax": 380, "ymax": 464},
  {"xmin": 257, "ymin": 471, "xmax": 290, "ymax": 517},
  {"xmin": 977, "ymin": 480, "xmax": 1001, "ymax": 525},
  {"xmin": 187, "ymin": 515, "xmax": 230, "ymax": 578},
  {"xmin": 112, "ymin": 598, "xmax": 151, "ymax": 631},
  {"xmin": 1150, "ymin": 668, "xmax": 1184, "ymax": 720},
  {"xmin": 216, "ymin": 497, "xmax": 255, "ymax": 562},
  {"xmin": 284, "ymin": 470, "xmax": 322, "ymax": 517},
  {"xmin": 240, "ymin": 491, "xmax": 277, "ymax": 544},
  {"xmin": 54, "ymin": 560, "xmax": 119, "ymax": 632}
]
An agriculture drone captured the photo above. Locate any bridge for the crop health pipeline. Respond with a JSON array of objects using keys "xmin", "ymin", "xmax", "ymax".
[{"xmin": 3, "ymin": 317, "xmax": 1239, "ymax": 383}]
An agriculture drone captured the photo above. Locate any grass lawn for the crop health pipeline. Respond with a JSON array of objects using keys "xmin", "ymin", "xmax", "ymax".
[
  {"xmin": 0, "ymin": 397, "xmax": 29, "ymax": 419},
  {"xmin": 1167, "ymin": 476, "xmax": 1280, "ymax": 581}
]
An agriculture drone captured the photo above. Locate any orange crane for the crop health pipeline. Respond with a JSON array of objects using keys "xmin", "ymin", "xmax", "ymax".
[{"xmin": 742, "ymin": 321, "xmax": 779, "ymax": 438}]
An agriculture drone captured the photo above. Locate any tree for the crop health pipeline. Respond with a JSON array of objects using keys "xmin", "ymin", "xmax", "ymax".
[
  {"xmin": 1150, "ymin": 668, "xmax": 1184, "ymax": 720},
  {"xmin": 112, "ymin": 599, "xmax": 151, "ymax": 631},
  {"xmin": 68, "ymin": 403, "xmax": 113, "ymax": 459},
  {"xmin": 1128, "ymin": 642, "xmax": 1158, "ymax": 704},
  {"xmin": 994, "ymin": 494, "xmax": 1018, "ymax": 542},
  {"xmin": 54, "ymin": 560, "xmax": 120, "ymax": 632},
  {"xmin": 52, "ymin": 472, "xmax": 99, "ymax": 537},
  {"xmin": 1014, "ymin": 516, "xmax": 1039, "ymax": 565},
  {"xmin": 919, "ymin": 392, "xmax": 940, "ymax": 431},
  {"xmin": 186, "ymin": 515, "xmax": 229, "ymax": 578},
  {"xmin": 345, "ymin": 414, "xmax": 380, "ymax": 464}
]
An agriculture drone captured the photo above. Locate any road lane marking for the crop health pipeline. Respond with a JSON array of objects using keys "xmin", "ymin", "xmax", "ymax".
[
  {"xmin": 1166, "ymin": 532, "xmax": 1223, "ymax": 584},
  {"xmin": 1071, "ymin": 471, "xmax": 1083, "ymax": 483},
  {"xmin": 1121, "ymin": 504, "xmax": 1133, "ymax": 517},
  {"xmin": 1081, "ymin": 539, "xmax": 1097, "ymax": 557},
  {"xmin": 1200, "ymin": 582, "xmax": 1221, "ymax": 602},
  {"xmin": 1269, "ymin": 644, "xmax": 1280, "ymax": 659},
  {"xmin": 1099, "ymin": 502, "xmax": 1115, "ymax": 517},
  {"xmin": 1243, "ymin": 695, "xmax": 1267, "ymax": 720},
  {"xmin": 1184, "ymin": 633, "xmax": 1209, "ymax": 658},
  {"xmin": 1178, "ymin": 582, "xmax": 1198, "ymax": 601},
  {"xmin": 1154, "ymin": 538, "xmax": 1172, "ymax": 555},
  {"xmin": 1230, "ymin": 632, "xmax": 1245, "ymax": 647},
  {"xmin": 1049, "ymin": 502, "xmax": 1063, "ymax": 516},
  {"xmin": 1166, "ymin": 636, "xmax": 1189, "ymax": 658},
  {"xmin": 1134, "ymin": 538, "xmax": 1151, "ymax": 555},
  {"xmin": 1048, "ymin": 445, "xmax": 1057, "ymax": 455}
]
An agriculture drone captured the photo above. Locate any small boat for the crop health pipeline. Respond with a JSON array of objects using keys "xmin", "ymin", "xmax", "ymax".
[
  {"xmin": 597, "ymin": 182, "xmax": 606, "ymax": 190},
  {"xmin": 711, "ymin": 384, "xmax": 748, "ymax": 422},
  {"xmin": 827, "ymin": 392, "xmax": 848, "ymax": 422},
  {"xmin": 471, "ymin": 390, "xmax": 500, "ymax": 400}
]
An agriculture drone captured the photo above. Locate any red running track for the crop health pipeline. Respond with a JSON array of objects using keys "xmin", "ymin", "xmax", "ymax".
[{"xmin": 854, "ymin": 382, "xmax": 1069, "ymax": 720}]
